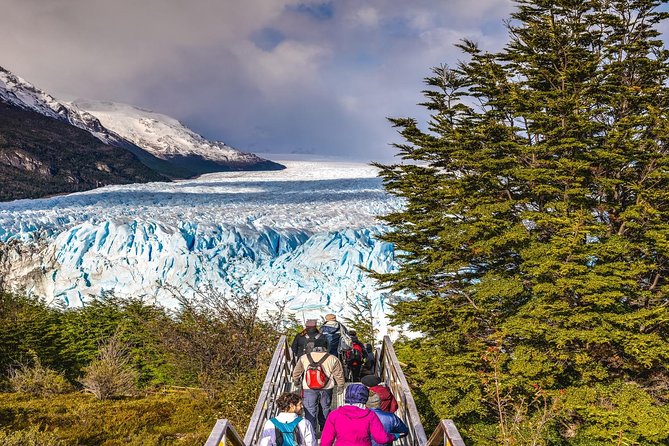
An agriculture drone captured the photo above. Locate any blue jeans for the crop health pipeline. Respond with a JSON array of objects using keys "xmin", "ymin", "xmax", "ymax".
[{"xmin": 302, "ymin": 388, "xmax": 333, "ymax": 432}]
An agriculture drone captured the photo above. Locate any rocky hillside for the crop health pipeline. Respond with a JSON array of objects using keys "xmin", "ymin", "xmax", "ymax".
[
  {"xmin": 1, "ymin": 66, "xmax": 284, "ymax": 177},
  {"xmin": 0, "ymin": 102, "xmax": 165, "ymax": 201}
]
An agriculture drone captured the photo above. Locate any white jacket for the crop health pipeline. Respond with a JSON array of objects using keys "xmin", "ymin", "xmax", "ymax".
[{"xmin": 258, "ymin": 412, "xmax": 316, "ymax": 446}]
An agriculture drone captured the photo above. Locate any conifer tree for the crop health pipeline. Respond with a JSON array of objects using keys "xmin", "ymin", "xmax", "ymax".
[
  {"xmin": 374, "ymin": 1, "xmax": 669, "ymax": 444},
  {"xmin": 343, "ymin": 294, "xmax": 378, "ymax": 345}
]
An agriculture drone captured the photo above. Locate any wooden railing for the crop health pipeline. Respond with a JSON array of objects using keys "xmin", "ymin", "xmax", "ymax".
[
  {"xmin": 426, "ymin": 420, "xmax": 466, "ymax": 446},
  {"xmin": 243, "ymin": 335, "xmax": 295, "ymax": 445},
  {"xmin": 378, "ymin": 335, "xmax": 428, "ymax": 446},
  {"xmin": 203, "ymin": 419, "xmax": 245, "ymax": 446}
]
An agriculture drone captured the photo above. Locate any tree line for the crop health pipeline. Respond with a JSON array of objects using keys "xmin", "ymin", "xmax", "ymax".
[{"xmin": 0, "ymin": 289, "xmax": 283, "ymax": 398}]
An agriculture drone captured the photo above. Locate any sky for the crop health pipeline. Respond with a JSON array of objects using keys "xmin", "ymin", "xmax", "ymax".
[{"xmin": 1, "ymin": 0, "xmax": 516, "ymax": 162}]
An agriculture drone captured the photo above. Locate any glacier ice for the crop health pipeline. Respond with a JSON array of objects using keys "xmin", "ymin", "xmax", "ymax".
[{"xmin": 0, "ymin": 160, "xmax": 406, "ymax": 335}]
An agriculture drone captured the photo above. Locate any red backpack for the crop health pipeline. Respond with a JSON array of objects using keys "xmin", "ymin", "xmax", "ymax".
[
  {"xmin": 346, "ymin": 342, "xmax": 365, "ymax": 367},
  {"xmin": 305, "ymin": 353, "xmax": 330, "ymax": 389}
]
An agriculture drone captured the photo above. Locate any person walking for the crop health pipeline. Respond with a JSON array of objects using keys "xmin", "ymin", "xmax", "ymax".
[
  {"xmin": 319, "ymin": 384, "xmax": 397, "ymax": 446},
  {"xmin": 259, "ymin": 392, "xmax": 316, "ymax": 446},
  {"xmin": 361, "ymin": 375, "xmax": 398, "ymax": 413},
  {"xmin": 292, "ymin": 336, "xmax": 345, "ymax": 433},
  {"xmin": 345, "ymin": 330, "xmax": 366, "ymax": 382},
  {"xmin": 366, "ymin": 391, "xmax": 408, "ymax": 446},
  {"xmin": 319, "ymin": 313, "xmax": 348, "ymax": 356},
  {"xmin": 361, "ymin": 343, "xmax": 376, "ymax": 376},
  {"xmin": 291, "ymin": 319, "xmax": 322, "ymax": 358}
]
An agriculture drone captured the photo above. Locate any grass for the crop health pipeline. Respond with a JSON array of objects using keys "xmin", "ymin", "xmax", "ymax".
[{"xmin": 0, "ymin": 389, "xmax": 253, "ymax": 445}]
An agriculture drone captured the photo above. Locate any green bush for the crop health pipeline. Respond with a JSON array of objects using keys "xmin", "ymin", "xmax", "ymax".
[
  {"xmin": 0, "ymin": 391, "xmax": 230, "ymax": 445},
  {"xmin": 0, "ymin": 425, "xmax": 65, "ymax": 446}
]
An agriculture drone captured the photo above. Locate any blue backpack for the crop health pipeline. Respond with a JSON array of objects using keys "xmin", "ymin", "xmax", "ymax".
[{"xmin": 270, "ymin": 416, "xmax": 303, "ymax": 446}]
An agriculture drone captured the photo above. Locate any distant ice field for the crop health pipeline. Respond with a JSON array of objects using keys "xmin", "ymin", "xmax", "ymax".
[
  {"xmin": 0, "ymin": 160, "xmax": 402, "ymax": 240},
  {"xmin": 0, "ymin": 160, "xmax": 406, "ymax": 335}
]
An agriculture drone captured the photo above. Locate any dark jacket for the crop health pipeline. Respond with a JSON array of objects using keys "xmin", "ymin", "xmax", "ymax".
[
  {"xmin": 370, "ymin": 409, "xmax": 408, "ymax": 446},
  {"xmin": 320, "ymin": 321, "xmax": 347, "ymax": 356},
  {"xmin": 291, "ymin": 328, "xmax": 321, "ymax": 358}
]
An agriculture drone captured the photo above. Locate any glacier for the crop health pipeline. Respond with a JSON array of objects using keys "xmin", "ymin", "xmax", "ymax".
[{"xmin": 0, "ymin": 159, "xmax": 406, "ymax": 335}]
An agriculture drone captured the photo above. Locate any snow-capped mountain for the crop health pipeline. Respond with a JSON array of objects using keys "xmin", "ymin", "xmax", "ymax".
[
  {"xmin": 0, "ymin": 66, "xmax": 112, "ymax": 142},
  {"xmin": 0, "ymin": 160, "xmax": 404, "ymax": 333},
  {"xmin": 74, "ymin": 100, "xmax": 284, "ymax": 173},
  {"xmin": 0, "ymin": 65, "xmax": 283, "ymax": 177}
]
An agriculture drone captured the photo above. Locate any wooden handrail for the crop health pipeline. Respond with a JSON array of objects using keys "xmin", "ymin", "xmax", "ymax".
[
  {"xmin": 379, "ymin": 335, "xmax": 429, "ymax": 446},
  {"xmin": 204, "ymin": 419, "xmax": 245, "ymax": 446},
  {"xmin": 426, "ymin": 420, "xmax": 466, "ymax": 446},
  {"xmin": 243, "ymin": 335, "xmax": 295, "ymax": 445}
]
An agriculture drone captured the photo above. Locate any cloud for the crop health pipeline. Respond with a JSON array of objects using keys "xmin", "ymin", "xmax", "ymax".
[
  {"xmin": 350, "ymin": 6, "xmax": 380, "ymax": 27},
  {"xmin": 0, "ymin": 0, "xmax": 514, "ymax": 161}
]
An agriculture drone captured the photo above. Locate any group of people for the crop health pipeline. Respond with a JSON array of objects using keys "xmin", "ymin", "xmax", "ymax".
[
  {"xmin": 290, "ymin": 314, "xmax": 375, "ymax": 382},
  {"xmin": 259, "ymin": 314, "xmax": 408, "ymax": 446}
]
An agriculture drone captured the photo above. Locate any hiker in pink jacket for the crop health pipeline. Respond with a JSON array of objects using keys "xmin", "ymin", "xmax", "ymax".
[{"xmin": 320, "ymin": 384, "xmax": 397, "ymax": 446}]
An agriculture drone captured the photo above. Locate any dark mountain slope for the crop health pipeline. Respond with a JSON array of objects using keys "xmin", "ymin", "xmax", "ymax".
[{"xmin": 0, "ymin": 102, "xmax": 166, "ymax": 201}]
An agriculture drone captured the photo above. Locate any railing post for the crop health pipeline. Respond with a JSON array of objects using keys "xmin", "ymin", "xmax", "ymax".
[
  {"xmin": 204, "ymin": 419, "xmax": 245, "ymax": 446},
  {"xmin": 243, "ymin": 335, "xmax": 293, "ymax": 445},
  {"xmin": 379, "ymin": 335, "xmax": 429, "ymax": 445},
  {"xmin": 426, "ymin": 420, "xmax": 465, "ymax": 446}
]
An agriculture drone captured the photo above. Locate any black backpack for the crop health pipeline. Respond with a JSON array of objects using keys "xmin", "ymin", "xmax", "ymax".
[{"xmin": 304, "ymin": 332, "xmax": 322, "ymax": 355}]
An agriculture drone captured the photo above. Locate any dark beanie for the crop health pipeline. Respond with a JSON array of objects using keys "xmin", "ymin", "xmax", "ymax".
[
  {"xmin": 314, "ymin": 336, "xmax": 328, "ymax": 348},
  {"xmin": 361, "ymin": 375, "xmax": 382, "ymax": 387},
  {"xmin": 345, "ymin": 384, "xmax": 369, "ymax": 404}
]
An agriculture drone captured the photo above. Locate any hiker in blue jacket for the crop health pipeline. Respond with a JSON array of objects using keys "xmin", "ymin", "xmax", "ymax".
[
  {"xmin": 366, "ymin": 391, "xmax": 408, "ymax": 446},
  {"xmin": 319, "ymin": 313, "xmax": 348, "ymax": 356},
  {"xmin": 259, "ymin": 392, "xmax": 316, "ymax": 446}
]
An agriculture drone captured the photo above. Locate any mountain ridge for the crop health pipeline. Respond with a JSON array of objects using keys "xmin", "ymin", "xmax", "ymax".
[
  {"xmin": 0, "ymin": 65, "xmax": 284, "ymax": 177},
  {"xmin": 0, "ymin": 101, "xmax": 165, "ymax": 201},
  {"xmin": 74, "ymin": 100, "xmax": 284, "ymax": 174}
]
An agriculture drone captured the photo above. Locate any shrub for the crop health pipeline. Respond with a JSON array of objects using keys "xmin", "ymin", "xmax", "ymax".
[
  {"xmin": 79, "ymin": 335, "xmax": 138, "ymax": 400},
  {"xmin": 0, "ymin": 426, "xmax": 65, "ymax": 446},
  {"xmin": 8, "ymin": 354, "xmax": 70, "ymax": 396}
]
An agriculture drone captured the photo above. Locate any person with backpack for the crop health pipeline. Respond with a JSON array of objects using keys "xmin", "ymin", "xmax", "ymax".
[
  {"xmin": 291, "ymin": 319, "xmax": 322, "ymax": 358},
  {"xmin": 319, "ymin": 384, "xmax": 397, "ymax": 446},
  {"xmin": 345, "ymin": 330, "xmax": 366, "ymax": 382},
  {"xmin": 259, "ymin": 392, "xmax": 316, "ymax": 446},
  {"xmin": 365, "ymin": 391, "xmax": 408, "ymax": 446},
  {"xmin": 361, "ymin": 375, "xmax": 398, "ymax": 413},
  {"xmin": 320, "ymin": 313, "xmax": 348, "ymax": 356},
  {"xmin": 292, "ymin": 336, "xmax": 345, "ymax": 433},
  {"xmin": 360, "ymin": 343, "xmax": 376, "ymax": 378}
]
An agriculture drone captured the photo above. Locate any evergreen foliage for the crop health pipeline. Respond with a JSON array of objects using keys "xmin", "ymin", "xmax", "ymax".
[
  {"xmin": 373, "ymin": 1, "xmax": 669, "ymax": 443},
  {"xmin": 343, "ymin": 295, "xmax": 379, "ymax": 345},
  {"xmin": 0, "ymin": 290, "xmax": 283, "ymax": 392},
  {"xmin": 0, "ymin": 290, "xmax": 285, "ymax": 443}
]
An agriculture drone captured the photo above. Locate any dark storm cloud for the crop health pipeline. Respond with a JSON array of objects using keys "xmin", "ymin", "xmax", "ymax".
[{"xmin": 0, "ymin": 0, "xmax": 514, "ymax": 161}]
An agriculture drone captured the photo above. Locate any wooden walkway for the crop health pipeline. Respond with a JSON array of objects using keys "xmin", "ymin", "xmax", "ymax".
[{"xmin": 204, "ymin": 335, "xmax": 465, "ymax": 446}]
